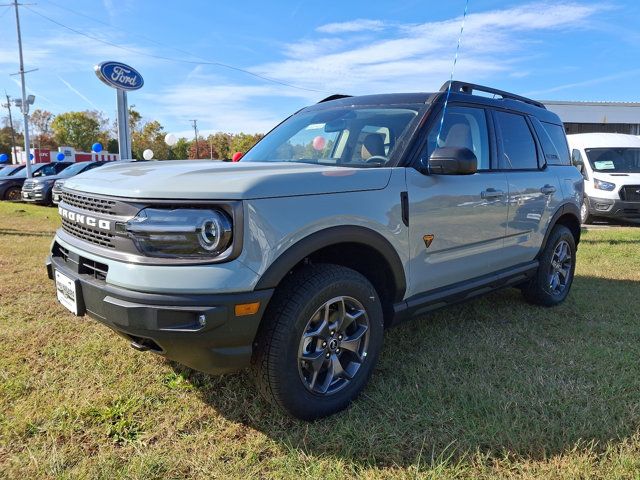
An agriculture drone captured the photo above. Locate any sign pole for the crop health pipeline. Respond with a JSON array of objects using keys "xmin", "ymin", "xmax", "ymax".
[{"xmin": 116, "ymin": 88, "xmax": 131, "ymax": 160}]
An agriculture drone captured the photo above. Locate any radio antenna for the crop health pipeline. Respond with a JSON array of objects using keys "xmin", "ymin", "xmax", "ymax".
[{"xmin": 436, "ymin": 0, "xmax": 470, "ymax": 146}]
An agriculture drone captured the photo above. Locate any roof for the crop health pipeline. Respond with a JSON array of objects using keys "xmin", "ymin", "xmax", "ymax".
[{"xmin": 567, "ymin": 132, "xmax": 640, "ymax": 149}]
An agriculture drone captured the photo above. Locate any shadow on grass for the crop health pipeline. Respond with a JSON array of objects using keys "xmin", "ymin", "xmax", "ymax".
[
  {"xmin": 580, "ymin": 238, "xmax": 640, "ymax": 245},
  {"xmin": 0, "ymin": 228, "xmax": 56, "ymax": 237},
  {"xmin": 172, "ymin": 275, "xmax": 640, "ymax": 467}
]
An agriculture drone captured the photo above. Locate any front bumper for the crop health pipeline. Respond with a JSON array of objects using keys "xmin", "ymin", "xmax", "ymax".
[
  {"xmin": 587, "ymin": 196, "xmax": 640, "ymax": 219},
  {"xmin": 21, "ymin": 189, "xmax": 48, "ymax": 204},
  {"xmin": 46, "ymin": 253, "xmax": 273, "ymax": 374}
]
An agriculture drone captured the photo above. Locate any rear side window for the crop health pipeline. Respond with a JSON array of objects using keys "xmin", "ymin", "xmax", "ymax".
[
  {"xmin": 495, "ymin": 111, "xmax": 538, "ymax": 169},
  {"xmin": 541, "ymin": 121, "xmax": 570, "ymax": 165}
]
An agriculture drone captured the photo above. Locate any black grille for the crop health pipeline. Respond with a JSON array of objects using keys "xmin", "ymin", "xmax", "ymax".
[
  {"xmin": 61, "ymin": 191, "xmax": 117, "ymax": 214},
  {"xmin": 53, "ymin": 243, "xmax": 72, "ymax": 263},
  {"xmin": 620, "ymin": 185, "xmax": 640, "ymax": 202},
  {"xmin": 52, "ymin": 242, "xmax": 109, "ymax": 281},
  {"xmin": 79, "ymin": 257, "xmax": 109, "ymax": 281},
  {"xmin": 61, "ymin": 217, "xmax": 115, "ymax": 249}
]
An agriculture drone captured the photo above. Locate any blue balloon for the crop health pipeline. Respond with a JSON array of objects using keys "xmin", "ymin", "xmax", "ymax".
[
  {"xmin": 0, "ymin": 153, "xmax": 8, "ymax": 163},
  {"xmin": 92, "ymin": 142, "xmax": 103, "ymax": 153},
  {"xmin": 56, "ymin": 152, "xmax": 65, "ymax": 161}
]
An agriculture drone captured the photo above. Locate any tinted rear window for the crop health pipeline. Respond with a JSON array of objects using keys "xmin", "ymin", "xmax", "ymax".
[
  {"xmin": 495, "ymin": 111, "xmax": 538, "ymax": 169},
  {"xmin": 537, "ymin": 121, "xmax": 570, "ymax": 165}
]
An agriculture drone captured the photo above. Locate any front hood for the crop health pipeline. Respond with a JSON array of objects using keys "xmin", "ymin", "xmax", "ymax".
[{"xmin": 63, "ymin": 160, "xmax": 392, "ymax": 199}]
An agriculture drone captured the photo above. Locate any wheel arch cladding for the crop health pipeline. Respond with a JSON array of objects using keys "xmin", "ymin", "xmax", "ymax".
[
  {"xmin": 254, "ymin": 226, "xmax": 406, "ymax": 325},
  {"xmin": 539, "ymin": 203, "xmax": 582, "ymax": 257}
]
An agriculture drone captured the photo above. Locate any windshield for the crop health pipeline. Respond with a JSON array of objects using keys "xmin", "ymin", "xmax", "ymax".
[
  {"xmin": 0, "ymin": 165, "xmax": 25, "ymax": 177},
  {"xmin": 586, "ymin": 148, "xmax": 640, "ymax": 173},
  {"xmin": 241, "ymin": 105, "xmax": 420, "ymax": 167},
  {"xmin": 11, "ymin": 163, "xmax": 54, "ymax": 178},
  {"xmin": 59, "ymin": 162, "xmax": 94, "ymax": 177}
]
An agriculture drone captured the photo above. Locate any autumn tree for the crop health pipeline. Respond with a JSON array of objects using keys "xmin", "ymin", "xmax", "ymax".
[
  {"xmin": 171, "ymin": 138, "xmax": 191, "ymax": 160},
  {"xmin": 0, "ymin": 125, "xmax": 24, "ymax": 157},
  {"xmin": 230, "ymin": 132, "xmax": 263, "ymax": 155},
  {"xmin": 132, "ymin": 120, "xmax": 169, "ymax": 160},
  {"xmin": 187, "ymin": 139, "xmax": 210, "ymax": 160},
  {"xmin": 207, "ymin": 132, "xmax": 231, "ymax": 160},
  {"xmin": 29, "ymin": 109, "xmax": 55, "ymax": 149},
  {"xmin": 51, "ymin": 111, "xmax": 102, "ymax": 151}
]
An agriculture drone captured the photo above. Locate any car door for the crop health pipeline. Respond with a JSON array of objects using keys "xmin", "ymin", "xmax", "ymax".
[
  {"xmin": 406, "ymin": 105, "xmax": 509, "ymax": 296},
  {"xmin": 492, "ymin": 110, "xmax": 563, "ymax": 265}
]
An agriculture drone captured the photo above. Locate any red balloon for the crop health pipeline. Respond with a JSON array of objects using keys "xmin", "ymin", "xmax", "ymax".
[
  {"xmin": 232, "ymin": 152, "xmax": 243, "ymax": 162},
  {"xmin": 312, "ymin": 136, "xmax": 326, "ymax": 151}
]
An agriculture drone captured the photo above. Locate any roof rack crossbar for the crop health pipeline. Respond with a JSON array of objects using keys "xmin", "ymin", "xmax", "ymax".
[
  {"xmin": 440, "ymin": 81, "xmax": 546, "ymax": 109},
  {"xmin": 317, "ymin": 94, "xmax": 352, "ymax": 103}
]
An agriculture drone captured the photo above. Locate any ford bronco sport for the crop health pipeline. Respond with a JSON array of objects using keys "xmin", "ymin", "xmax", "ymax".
[{"xmin": 47, "ymin": 81, "xmax": 583, "ymax": 420}]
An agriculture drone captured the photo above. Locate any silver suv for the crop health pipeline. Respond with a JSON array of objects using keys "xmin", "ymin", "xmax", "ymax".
[{"xmin": 46, "ymin": 81, "xmax": 583, "ymax": 420}]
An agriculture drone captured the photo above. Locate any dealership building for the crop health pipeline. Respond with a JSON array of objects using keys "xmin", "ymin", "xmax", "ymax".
[{"xmin": 542, "ymin": 101, "xmax": 640, "ymax": 135}]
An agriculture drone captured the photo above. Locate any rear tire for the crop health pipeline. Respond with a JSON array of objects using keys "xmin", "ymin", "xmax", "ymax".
[
  {"xmin": 251, "ymin": 264, "xmax": 384, "ymax": 420},
  {"xmin": 521, "ymin": 225, "xmax": 576, "ymax": 306},
  {"xmin": 4, "ymin": 186, "xmax": 21, "ymax": 201}
]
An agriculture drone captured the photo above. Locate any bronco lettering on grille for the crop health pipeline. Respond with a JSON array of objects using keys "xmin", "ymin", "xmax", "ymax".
[{"xmin": 58, "ymin": 206, "xmax": 111, "ymax": 230}]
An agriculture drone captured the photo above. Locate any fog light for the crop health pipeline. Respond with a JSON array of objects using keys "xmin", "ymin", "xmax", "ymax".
[
  {"xmin": 198, "ymin": 314, "xmax": 207, "ymax": 327},
  {"xmin": 595, "ymin": 203, "xmax": 611, "ymax": 211},
  {"xmin": 234, "ymin": 302, "xmax": 260, "ymax": 316}
]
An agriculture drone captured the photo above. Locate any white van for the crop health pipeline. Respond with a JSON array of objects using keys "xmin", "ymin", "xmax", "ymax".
[{"xmin": 568, "ymin": 133, "xmax": 640, "ymax": 224}]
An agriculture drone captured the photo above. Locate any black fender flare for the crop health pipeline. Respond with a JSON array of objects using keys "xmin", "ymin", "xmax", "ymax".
[
  {"xmin": 254, "ymin": 225, "xmax": 407, "ymax": 302},
  {"xmin": 538, "ymin": 202, "xmax": 581, "ymax": 257}
]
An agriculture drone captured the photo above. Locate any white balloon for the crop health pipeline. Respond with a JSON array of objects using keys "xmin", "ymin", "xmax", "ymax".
[
  {"xmin": 143, "ymin": 149, "xmax": 154, "ymax": 160},
  {"xmin": 164, "ymin": 133, "xmax": 178, "ymax": 146}
]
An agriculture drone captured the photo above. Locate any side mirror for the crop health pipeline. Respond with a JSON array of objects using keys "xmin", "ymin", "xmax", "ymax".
[
  {"xmin": 428, "ymin": 147, "xmax": 477, "ymax": 175},
  {"xmin": 232, "ymin": 152, "xmax": 243, "ymax": 162},
  {"xmin": 571, "ymin": 149, "xmax": 584, "ymax": 171}
]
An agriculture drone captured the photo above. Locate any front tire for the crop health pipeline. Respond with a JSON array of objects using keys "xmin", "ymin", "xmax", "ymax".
[
  {"xmin": 521, "ymin": 225, "xmax": 576, "ymax": 306},
  {"xmin": 251, "ymin": 264, "xmax": 384, "ymax": 420},
  {"xmin": 4, "ymin": 186, "xmax": 21, "ymax": 201}
]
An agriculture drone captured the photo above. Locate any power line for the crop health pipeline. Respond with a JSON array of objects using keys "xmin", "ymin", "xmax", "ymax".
[
  {"xmin": 41, "ymin": 0, "xmax": 204, "ymax": 62},
  {"xmin": 23, "ymin": 5, "xmax": 329, "ymax": 94}
]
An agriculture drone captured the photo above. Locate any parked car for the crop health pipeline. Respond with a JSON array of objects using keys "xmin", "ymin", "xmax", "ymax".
[
  {"xmin": 0, "ymin": 162, "xmax": 73, "ymax": 201},
  {"xmin": 0, "ymin": 164, "xmax": 20, "ymax": 177},
  {"xmin": 22, "ymin": 161, "xmax": 109, "ymax": 205},
  {"xmin": 51, "ymin": 160, "xmax": 145, "ymax": 205},
  {"xmin": 0, "ymin": 164, "xmax": 25, "ymax": 177},
  {"xmin": 568, "ymin": 133, "xmax": 640, "ymax": 224},
  {"xmin": 46, "ymin": 81, "xmax": 582, "ymax": 420}
]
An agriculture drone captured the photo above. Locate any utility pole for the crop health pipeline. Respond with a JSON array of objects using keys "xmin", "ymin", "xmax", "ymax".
[
  {"xmin": 190, "ymin": 119, "xmax": 199, "ymax": 159},
  {"xmin": 10, "ymin": 0, "xmax": 35, "ymax": 177},
  {"xmin": 2, "ymin": 92, "xmax": 18, "ymax": 164}
]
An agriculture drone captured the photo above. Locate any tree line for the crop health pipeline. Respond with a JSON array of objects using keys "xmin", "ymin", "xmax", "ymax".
[{"xmin": 0, "ymin": 108, "xmax": 264, "ymax": 160}]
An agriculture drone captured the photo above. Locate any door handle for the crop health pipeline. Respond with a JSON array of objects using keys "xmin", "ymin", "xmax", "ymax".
[
  {"xmin": 540, "ymin": 185, "xmax": 557, "ymax": 195},
  {"xmin": 481, "ymin": 188, "xmax": 505, "ymax": 199}
]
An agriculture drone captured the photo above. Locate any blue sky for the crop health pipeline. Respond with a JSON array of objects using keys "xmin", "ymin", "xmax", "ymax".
[{"xmin": 0, "ymin": 0, "xmax": 639, "ymax": 137}]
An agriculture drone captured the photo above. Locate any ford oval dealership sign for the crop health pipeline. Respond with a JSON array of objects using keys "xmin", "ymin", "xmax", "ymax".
[{"xmin": 94, "ymin": 61, "xmax": 144, "ymax": 91}]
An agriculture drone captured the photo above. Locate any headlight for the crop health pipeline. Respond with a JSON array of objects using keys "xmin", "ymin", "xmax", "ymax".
[
  {"xmin": 33, "ymin": 179, "xmax": 55, "ymax": 190},
  {"xmin": 123, "ymin": 208, "xmax": 233, "ymax": 258},
  {"xmin": 593, "ymin": 178, "xmax": 616, "ymax": 191}
]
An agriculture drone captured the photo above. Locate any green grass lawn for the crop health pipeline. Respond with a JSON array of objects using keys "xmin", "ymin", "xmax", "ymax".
[{"xmin": 1, "ymin": 202, "xmax": 640, "ymax": 479}]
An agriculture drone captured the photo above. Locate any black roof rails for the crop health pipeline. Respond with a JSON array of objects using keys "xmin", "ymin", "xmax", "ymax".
[
  {"xmin": 440, "ymin": 81, "xmax": 546, "ymax": 110},
  {"xmin": 317, "ymin": 94, "xmax": 352, "ymax": 103}
]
